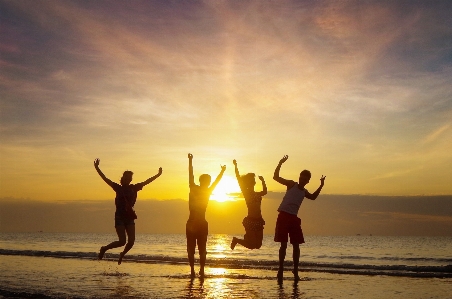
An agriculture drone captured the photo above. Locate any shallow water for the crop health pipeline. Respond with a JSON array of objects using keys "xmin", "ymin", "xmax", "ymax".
[{"xmin": 0, "ymin": 233, "xmax": 451, "ymax": 298}]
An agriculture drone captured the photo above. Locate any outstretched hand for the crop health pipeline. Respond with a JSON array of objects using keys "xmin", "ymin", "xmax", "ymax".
[
  {"xmin": 279, "ymin": 155, "xmax": 288, "ymax": 164},
  {"xmin": 158, "ymin": 167, "xmax": 163, "ymax": 175},
  {"xmin": 320, "ymin": 175, "xmax": 326, "ymax": 184},
  {"xmin": 94, "ymin": 158, "xmax": 100, "ymax": 167},
  {"xmin": 258, "ymin": 175, "xmax": 265, "ymax": 181},
  {"xmin": 233, "ymin": 159, "xmax": 237, "ymax": 166},
  {"xmin": 221, "ymin": 165, "xmax": 226, "ymax": 171},
  {"xmin": 188, "ymin": 153, "xmax": 193, "ymax": 159}
]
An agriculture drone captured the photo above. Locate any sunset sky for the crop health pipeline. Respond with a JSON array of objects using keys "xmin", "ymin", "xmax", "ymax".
[{"xmin": 1, "ymin": 1, "xmax": 451, "ymax": 234}]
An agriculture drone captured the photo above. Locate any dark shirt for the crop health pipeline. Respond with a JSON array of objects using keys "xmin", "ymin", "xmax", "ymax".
[{"xmin": 109, "ymin": 182, "xmax": 144, "ymax": 219}]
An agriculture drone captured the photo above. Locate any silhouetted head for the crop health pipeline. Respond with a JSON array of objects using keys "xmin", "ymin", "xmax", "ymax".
[
  {"xmin": 199, "ymin": 174, "xmax": 211, "ymax": 187},
  {"xmin": 240, "ymin": 173, "xmax": 256, "ymax": 190},
  {"xmin": 120, "ymin": 170, "xmax": 134, "ymax": 186},
  {"xmin": 298, "ymin": 170, "xmax": 311, "ymax": 187}
]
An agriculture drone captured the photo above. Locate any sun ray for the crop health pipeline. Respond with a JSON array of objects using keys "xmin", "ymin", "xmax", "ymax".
[{"xmin": 211, "ymin": 175, "xmax": 241, "ymax": 202}]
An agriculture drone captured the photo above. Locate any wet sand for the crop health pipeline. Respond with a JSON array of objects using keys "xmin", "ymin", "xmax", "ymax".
[{"xmin": 1, "ymin": 255, "xmax": 451, "ymax": 299}]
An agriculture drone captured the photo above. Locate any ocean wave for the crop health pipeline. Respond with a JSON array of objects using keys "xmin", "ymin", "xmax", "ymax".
[
  {"xmin": 314, "ymin": 254, "xmax": 452, "ymax": 264},
  {"xmin": 1, "ymin": 248, "xmax": 451, "ymax": 278}
]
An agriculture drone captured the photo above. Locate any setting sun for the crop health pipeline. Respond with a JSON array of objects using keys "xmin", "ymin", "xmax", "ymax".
[{"xmin": 211, "ymin": 175, "xmax": 242, "ymax": 202}]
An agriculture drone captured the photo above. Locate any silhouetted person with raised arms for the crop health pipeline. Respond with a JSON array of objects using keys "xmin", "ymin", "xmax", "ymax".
[
  {"xmin": 230, "ymin": 159, "xmax": 267, "ymax": 250},
  {"xmin": 94, "ymin": 158, "xmax": 162, "ymax": 264},
  {"xmin": 273, "ymin": 155, "xmax": 325, "ymax": 282},
  {"xmin": 187, "ymin": 153, "xmax": 226, "ymax": 279}
]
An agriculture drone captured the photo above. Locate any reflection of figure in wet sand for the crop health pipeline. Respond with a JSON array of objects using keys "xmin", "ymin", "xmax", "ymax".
[
  {"xmin": 278, "ymin": 281, "xmax": 301, "ymax": 299},
  {"xmin": 183, "ymin": 278, "xmax": 204, "ymax": 299},
  {"xmin": 94, "ymin": 158, "xmax": 162, "ymax": 264},
  {"xmin": 187, "ymin": 153, "xmax": 226, "ymax": 278},
  {"xmin": 230, "ymin": 159, "xmax": 267, "ymax": 250},
  {"xmin": 273, "ymin": 155, "xmax": 325, "ymax": 282}
]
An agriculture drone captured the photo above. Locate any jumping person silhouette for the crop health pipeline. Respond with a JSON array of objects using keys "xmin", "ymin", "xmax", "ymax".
[
  {"xmin": 273, "ymin": 155, "xmax": 325, "ymax": 282},
  {"xmin": 230, "ymin": 159, "xmax": 267, "ymax": 250},
  {"xmin": 186, "ymin": 153, "xmax": 225, "ymax": 278},
  {"xmin": 94, "ymin": 158, "xmax": 162, "ymax": 264}
]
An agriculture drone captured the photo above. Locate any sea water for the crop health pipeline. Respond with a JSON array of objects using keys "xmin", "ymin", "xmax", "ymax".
[{"xmin": 0, "ymin": 233, "xmax": 451, "ymax": 298}]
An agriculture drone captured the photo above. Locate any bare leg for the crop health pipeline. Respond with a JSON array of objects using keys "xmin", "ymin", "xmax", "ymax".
[
  {"xmin": 278, "ymin": 242, "xmax": 287, "ymax": 282},
  {"xmin": 231, "ymin": 237, "xmax": 254, "ymax": 249},
  {"xmin": 198, "ymin": 235, "xmax": 207, "ymax": 278},
  {"xmin": 187, "ymin": 235, "xmax": 196, "ymax": 278},
  {"xmin": 230, "ymin": 237, "xmax": 238, "ymax": 250},
  {"xmin": 118, "ymin": 224, "xmax": 135, "ymax": 265},
  {"xmin": 232, "ymin": 230, "xmax": 262, "ymax": 250},
  {"xmin": 98, "ymin": 225, "xmax": 126, "ymax": 260},
  {"xmin": 292, "ymin": 243, "xmax": 300, "ymax": 281},
  {"xmin": 254, "ymin": 230, "xmax": 263, "ymax": 249}
]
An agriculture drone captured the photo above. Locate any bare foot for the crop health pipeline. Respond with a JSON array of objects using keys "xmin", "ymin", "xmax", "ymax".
[
  {"xmin": 118, "ymin": 252, "xmax": 125, "ymax": 265},
  {"xmin": 190, "ymin": 270, "xmax": 196, "ymax": 279},
  {"xmin": 199, "ymin": 269, "xmax": 205, "ymax": 278},
  {"xmin": 230, "ymin": 237, "xmax": 238, "ymax": 250},
  {"xmin": 98, "ymin": 246, "xmax": 106, "ymax": 260}
]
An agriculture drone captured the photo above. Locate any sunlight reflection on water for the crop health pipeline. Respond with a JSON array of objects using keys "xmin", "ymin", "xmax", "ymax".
[{"xmin": 209, "ymin": 234, "xmax": 230, "ymax": 259}]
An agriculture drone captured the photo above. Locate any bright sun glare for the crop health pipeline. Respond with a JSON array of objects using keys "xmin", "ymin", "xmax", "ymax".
[{"xmin": 211, "ymin": 175, "xmax": 241, "ymax": 202}]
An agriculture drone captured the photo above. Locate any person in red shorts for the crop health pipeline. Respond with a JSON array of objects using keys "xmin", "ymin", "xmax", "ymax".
[
  {"xmin": 187, "ymin": 153, "xmax": 226, "ymax": 279},
  {"xmin": 273, "ymin": 155, "xmax": 325, "ymax": 282}
]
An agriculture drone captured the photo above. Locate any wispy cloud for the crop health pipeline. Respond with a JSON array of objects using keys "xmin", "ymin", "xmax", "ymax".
[
  {"xmin": 1, "ymin": 0, "xmax": 452, "ymax": 200},
  {"xmin": 422, "ymin": 123, "xmax": 451, "ymax": 144}
]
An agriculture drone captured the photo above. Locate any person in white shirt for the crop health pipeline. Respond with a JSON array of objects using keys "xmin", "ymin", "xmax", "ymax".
[{"xmin": 273, "ymin": 155, "xmax": 325, "ymax": 282}]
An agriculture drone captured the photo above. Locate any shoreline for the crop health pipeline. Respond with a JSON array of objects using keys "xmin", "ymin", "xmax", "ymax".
[{"xmin": 1, "ymin": 255, "xmax": 451, "ymax": 299}]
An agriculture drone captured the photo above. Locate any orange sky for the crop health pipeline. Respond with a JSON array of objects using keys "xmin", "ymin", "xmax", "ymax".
[{"xmin": 1, "ymin": 1, "xmax": 452, "ymax": 234}]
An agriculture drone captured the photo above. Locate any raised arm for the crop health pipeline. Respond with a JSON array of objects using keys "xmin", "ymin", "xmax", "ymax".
[
  {"xmin": 232, "ymin": 159, "xmax": 245, "ymax": 192},
  {"xmin": 273, "ymin": 155, "xmax": 294, "ymax": 187},
  {"xmin": 140, "ymin": 167, "xmax": 163, "ymax": 186},
  {"xmin": 209, "ymin": 164, "xmax": 226, "ymax": 191},
  {"xmin": 93, "ymin": 158, "xmax": 114, "ymax": 187},
  {"xmin": 257, "ymin": 175, "xmax": 267, "ymax": 196},
  {"xmin": 305, "ymin": 175, "xmax": 326, "ymax": 200},
  {"xmin": 188, "ymin": 153, "xmax": 195, "ymax": 187},
  {"xmin": 232, "ymin": 159, "xmax": 240, "ymax": 180}
]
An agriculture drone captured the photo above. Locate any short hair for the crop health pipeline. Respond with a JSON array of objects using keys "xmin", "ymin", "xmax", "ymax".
[
  {"xmin": 123, "ymin": 170, "xmax": 134, "ymax": 177},
  {"xmin": 300, "ymin": 170, "xmax": 311, "ymax": 178},
  {"xmin": 199, "ymin": 174, "xmax": 211, "ymax": 185}
]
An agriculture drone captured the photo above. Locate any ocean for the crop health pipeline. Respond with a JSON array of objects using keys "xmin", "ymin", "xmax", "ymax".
[{"xmin": 0, "ymin": 233, "xmax": 451, "ymax": 298}]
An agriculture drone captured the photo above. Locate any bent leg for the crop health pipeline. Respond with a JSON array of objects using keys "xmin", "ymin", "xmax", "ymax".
[
  {"xmin": 98, "ymin": 225, "xmax": 127, "ymax": 260},
  {"xmin": 232, "ymin": 237, "xmax": 255, "ymax": 249},
  {"xmin": 253, "ymin": 229, "xmax": 264, "ymax": 249},
  {"xmin": 118, "ymin": 224, "xmax": 135, "ymax": 265},
  {"xmin": 233, "ymin": 230, "xmax": 262, "ymax": 249}
]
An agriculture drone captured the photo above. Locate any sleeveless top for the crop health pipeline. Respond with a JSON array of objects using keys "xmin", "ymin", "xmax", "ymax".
[{"xmin": 277, "ymin": 183, "xmax": 305, "ymax": 215}]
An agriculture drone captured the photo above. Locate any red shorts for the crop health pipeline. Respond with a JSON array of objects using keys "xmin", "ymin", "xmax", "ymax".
[{"xmin": 274, "ymin": 211, "xmax": 305, "ymax": 244}]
